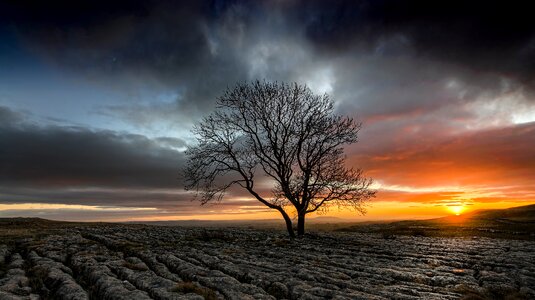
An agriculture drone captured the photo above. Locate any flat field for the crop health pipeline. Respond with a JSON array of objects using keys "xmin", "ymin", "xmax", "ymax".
[{"xmin": 0, "ymin": 219, "xmax": 534, "ymax": 300}]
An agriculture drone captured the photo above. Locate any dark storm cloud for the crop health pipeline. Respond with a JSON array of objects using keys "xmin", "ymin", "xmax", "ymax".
[
  {"xmin": 3, "ymin": 0, "xmax": 533, "ymax": 128},
  {"xmin": 0, "ymin": 106, "xmax": 24, "ymax": 125},
  {"xmin": 0, "ymin": 185, "xmax": 176, "ymax": 207},
  {"xmin": 0, "ymin": 184, "xmax": 263, "ymax": 210},
  {"xmin": 0, "ymin": 106, "xmax": 278, "ymax": 214},
  {"xmin": 1, "ymin": 0, "xmax": 252, "ymax": 123},
  {"xmin": 0, "ymin": 106, "xmax": 185, "ymax": 189},
  {"xmin": 298, "ymin": 0, "xmax": 535, "ymax": 83},
  {"xmin": 0, "ymin": 106, "xmax": 272, "ymax": 212},
  {"xmin": 3, "ymin": 0, "xmax": 533, "ymax": 81}
]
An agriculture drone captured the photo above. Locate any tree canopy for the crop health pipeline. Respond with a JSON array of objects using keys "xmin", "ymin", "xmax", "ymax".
[{"xmin": 185, "ymin": 81, "xmax": 376, "ymax": 237}]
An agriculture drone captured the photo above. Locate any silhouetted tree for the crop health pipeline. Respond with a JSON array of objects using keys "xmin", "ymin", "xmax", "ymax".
[{"xmin": 184, "ymin": 81, "xmax": 376, "ymax": 238}]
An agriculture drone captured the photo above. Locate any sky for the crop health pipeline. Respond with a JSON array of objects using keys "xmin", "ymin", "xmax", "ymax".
[{"xmin": 0, "ymin": 0, "xmax": 534, "ymax": 222}]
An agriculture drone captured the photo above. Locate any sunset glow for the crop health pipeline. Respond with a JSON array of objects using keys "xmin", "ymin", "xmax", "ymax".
[
  {"xmin": 1, "ymin": 1, "xmax": 534, "ymax": 222},
  {"xmin": 447, "ymin": 205, "xmax": 465, "ymax": 216}
]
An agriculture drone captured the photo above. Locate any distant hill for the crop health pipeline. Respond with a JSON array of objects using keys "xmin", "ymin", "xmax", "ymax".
[
  {"xmin": 457, "ymin": 204, "xmax": 535, "ymax": 222},
  {"xmin": 0, "ymin": 217, "xmax": 66, "ymax": 227},
  {"xmin": 0, "ymin": 217, "xmax": 132, "ymax": 233},
  {"xmin": 3, "ymin": 204, "xmax": 534, "ymax": 240},
  {"xmin": 338, "ymin": 204, "xmax": 535, "ymax": 240}
]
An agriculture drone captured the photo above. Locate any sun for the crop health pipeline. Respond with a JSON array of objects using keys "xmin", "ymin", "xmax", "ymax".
[{"xmin": 448, "ymin": 205, "xmax": 465, "ymax": 216}]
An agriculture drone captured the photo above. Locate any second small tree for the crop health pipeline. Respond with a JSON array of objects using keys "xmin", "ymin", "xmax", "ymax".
[{"xmin": 185, "ymin": 81, "xmax": 376, "ymax": 238}]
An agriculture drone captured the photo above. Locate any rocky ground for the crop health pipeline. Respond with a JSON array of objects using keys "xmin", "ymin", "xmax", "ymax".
[{"xmin": 1, "ymin": 224, "xmax": 534, "ymax": 300}]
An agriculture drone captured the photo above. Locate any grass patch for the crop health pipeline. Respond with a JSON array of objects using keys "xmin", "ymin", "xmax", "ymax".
[
  {"xmin": 25, "ymin": 240, "xmax": 49, "ymax": 252},
  {"xmin": 0, "ymin": 261, "xmax": 7, "ymax": 278},
  {"xmin": 272, "ymin": 238, "xmax": 291, "ymax": 247},
  {"xmin": 27, "ymin": 266, "xmax": 49, "ymax": 297},
  {"xmin": 186, "ymin": 229, "xmax": 235, "ymax": 242},
  {"xmin": 108, "ymin": 241, "xmax": 148, "ymax": 255},
  {"xmin": 122, "ymin": 261, "xmax": 149, "ymax": 271},
  {"xmin": 221, "ymin": 248, "xmax": 244, "ymax": 255},
  {"xmin": 172, "ymin": 281, "xmax": 218, "ymax": 300},
  {"xmin": 455, "ymin": 284, "xmax": 530, "ymax": 300},
  {"xmin": 338, "ymin": 219, "xmax": 535, "ymax": 240}
]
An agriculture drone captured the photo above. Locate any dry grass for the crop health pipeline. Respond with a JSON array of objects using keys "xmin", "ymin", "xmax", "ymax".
[
  {"xmin": 28, "ymin": 266, "xmax": 49, "ymax": 294},
  {"xmin": 455, "ymin": 284, "xmax": 529, "ymax": 300},
  {"xmin": 172, "ymin": 281, "xmax": 219, "ymax": 300},
  {"xmin": 272, "ymin": 238, "xmax": 291, "ymax": 247},
  {"xmin": 186, "ymin": 229, "xmax": 235, "ymax": 242},
  {"xmin": 0, "ymin": 261, "xmax": 7, "ymax": 278},
  {"xmin": 221, "ymin": 248, "xmax": 244, "ymax": 255},
  {"xmin": 122, "ymin": 261, "xmax": 149, "ymax": 271},
  {"xmin": 339, "ymin": 219, "xmax": 535, "ymax": 240}
]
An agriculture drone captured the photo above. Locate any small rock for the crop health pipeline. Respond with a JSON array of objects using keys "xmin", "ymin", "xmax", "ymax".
[{"xmin": 267, "ymin": 282, "xmax": 288, "ymax": 299}]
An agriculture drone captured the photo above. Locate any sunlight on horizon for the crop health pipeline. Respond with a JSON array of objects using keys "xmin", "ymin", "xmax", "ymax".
[{"xmin": 447, "ymin": 205, "xmax": 465, "ymax": 216}]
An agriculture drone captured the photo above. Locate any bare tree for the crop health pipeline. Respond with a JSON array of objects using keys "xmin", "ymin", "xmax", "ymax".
[{"xmin": 185, "ymin": 81, "xmax": 376, "ymax": 238}]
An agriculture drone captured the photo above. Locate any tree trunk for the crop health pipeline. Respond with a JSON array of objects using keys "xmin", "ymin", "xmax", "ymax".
[
  {"xmin": 278, "ymin": 209, "xmax": 295, "ymax": 238},
  {"xmin": 297, "ymin": 212, "xmax": 306, "ymax": 237}
]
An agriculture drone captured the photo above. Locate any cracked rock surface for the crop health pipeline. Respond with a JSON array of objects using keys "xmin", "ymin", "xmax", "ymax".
[{"xmin": 0, "ymin": 225, "xmax": 534, "ymax": 299}]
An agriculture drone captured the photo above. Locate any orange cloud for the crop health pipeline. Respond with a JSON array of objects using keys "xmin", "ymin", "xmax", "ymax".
[{"xmin": 344, "ymin": 121, "xmax": 535, "ymax": 216}]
